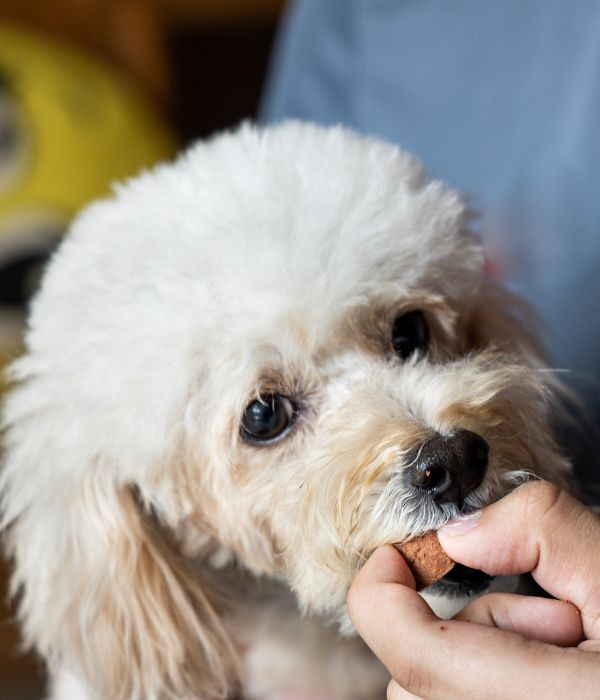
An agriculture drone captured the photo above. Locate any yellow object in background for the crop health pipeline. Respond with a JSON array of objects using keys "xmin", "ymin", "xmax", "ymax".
[{"xmin": 0, "ymin": 22, "xmax": 177, "ymax": 376}]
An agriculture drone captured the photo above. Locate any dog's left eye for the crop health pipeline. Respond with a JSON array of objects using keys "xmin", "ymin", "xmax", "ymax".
[
  {"xmin": 241, "ymin": 394, "xmax": 297, "ymax": 443},
  {"xmin": 392, "ymin": 310, "xmax": 429, "ymax": 359}
]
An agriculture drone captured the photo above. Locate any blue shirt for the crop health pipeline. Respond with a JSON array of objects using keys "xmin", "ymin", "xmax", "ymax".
[{"xmin": 262, "ymin": 0, "xmax": 600, "ymax": 386}]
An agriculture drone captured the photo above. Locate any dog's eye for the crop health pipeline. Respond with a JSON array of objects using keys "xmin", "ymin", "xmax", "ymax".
[
  {"xmin": 392, "ymin": 310, "xmax": 429, "ymax": 359},
  {"xmin": 241, "ymin": 394, "xmax": 296, "ymax": 443}
]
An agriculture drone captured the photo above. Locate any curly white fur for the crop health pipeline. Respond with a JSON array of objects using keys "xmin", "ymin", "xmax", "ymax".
[{"xmin": 1, "ymin": 122, "xmax": 570, "ymax": 699}]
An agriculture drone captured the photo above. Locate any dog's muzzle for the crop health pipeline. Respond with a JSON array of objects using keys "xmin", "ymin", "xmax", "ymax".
[{"xmin": 432, "ymin": 563, "xmax": 494, "ymax": 597}]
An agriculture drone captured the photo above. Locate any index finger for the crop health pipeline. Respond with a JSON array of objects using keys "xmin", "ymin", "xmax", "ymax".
[{"xmin": 348, "ymin": 545, "xmax": 600, "ymax": 700}]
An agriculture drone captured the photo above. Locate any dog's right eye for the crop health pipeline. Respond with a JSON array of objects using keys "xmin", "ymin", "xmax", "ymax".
[
  {"xmin": 241, "ymin": 394, "xmax": 296, "ymax": 444},
  {"xmin": 392, "ymin": 310, "xmax": 429, "ymax": 359}
]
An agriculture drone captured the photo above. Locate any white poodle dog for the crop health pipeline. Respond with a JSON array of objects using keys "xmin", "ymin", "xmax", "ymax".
[{"xmin": 0, "ymin": 122, "xmax": 569, "ymax": 700}]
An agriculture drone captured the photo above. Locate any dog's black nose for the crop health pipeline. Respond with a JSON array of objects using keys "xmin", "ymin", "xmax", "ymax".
[{"xmin": 406, "ymin": 430, "xmax": 489, "ymax": 506}]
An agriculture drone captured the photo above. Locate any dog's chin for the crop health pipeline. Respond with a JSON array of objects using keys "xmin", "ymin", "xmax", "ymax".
[
  {"xmin": 432, "ymin": 564, "xmax": 494, "ymax": 597},
  {"xmin": 422, "ymin": 572, "xmax": 520, "ymax": 620}
]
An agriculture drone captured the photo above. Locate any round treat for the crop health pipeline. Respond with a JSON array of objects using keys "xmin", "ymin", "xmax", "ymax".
[{"xmin": 395, "ymin": 531, "xmax": 455, "ymax": 591}]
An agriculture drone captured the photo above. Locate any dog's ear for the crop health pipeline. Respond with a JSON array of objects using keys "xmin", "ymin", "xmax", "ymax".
[
  {"xmin": 466, "ymin": 280, "xmax": 574, "ymax": 487},
  {"xmin": 466, "ymin": 281, "xmax": 548, "ymax": 366},
  {"xmin": 1, "ymin": 374, "xmax": 236, "ymax": 700}
]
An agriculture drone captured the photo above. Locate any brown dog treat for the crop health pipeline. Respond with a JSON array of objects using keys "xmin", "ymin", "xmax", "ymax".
[{"xmin": 395, "ymin": 531, "xmax": 455, "ymax": 591}]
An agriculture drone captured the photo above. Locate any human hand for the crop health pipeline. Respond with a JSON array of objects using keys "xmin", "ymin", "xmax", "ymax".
[{"xmin": 347, "ymin": 481, "xmax": 600, "ymax": 700}]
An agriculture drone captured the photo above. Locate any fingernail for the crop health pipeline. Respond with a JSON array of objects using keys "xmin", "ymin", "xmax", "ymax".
[{"xmin": 439, "ymin": 510, "xmax": 481, "ymax": 536}]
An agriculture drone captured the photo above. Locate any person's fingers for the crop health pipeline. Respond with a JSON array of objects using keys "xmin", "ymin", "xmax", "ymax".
[
  {"xmin": 387, "ymin": 679, "xmax": 423, "ymax": 700},
  {"xmin": 348, "ymin": 545, "xmax": 600, "ymax": 700},
  {"xmin": 454, "ymin": 593, "xmax": 583, "ymax": 646},
  {"xmin": 438, "ymin": 481, "xmax": 600, "ymax": 639}
]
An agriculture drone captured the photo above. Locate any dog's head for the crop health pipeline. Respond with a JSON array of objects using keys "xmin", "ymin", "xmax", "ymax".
[{"xmin": 1, "ymin": 122, "xmax": 569, "ymax": 698}]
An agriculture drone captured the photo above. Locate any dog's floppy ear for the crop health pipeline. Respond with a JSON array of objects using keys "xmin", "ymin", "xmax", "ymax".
[
  {"xmin": 466, "ymin": 280, "xmax": 548, "ymax": 366},
  {"xmin": 1, "ymin": 369, "xmax": 236, "ymax": 700},
  {"xmin": 466, "ymin": 279, "xmax": 574, "ymax": 487}
]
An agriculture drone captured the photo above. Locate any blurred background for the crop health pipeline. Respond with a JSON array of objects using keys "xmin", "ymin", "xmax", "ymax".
[
  {"xmin": 0, "ymin": 1, "xmax": 283, "ymax": 696},
  {"xmin": 2, "ymin": 1, "xmax": 599, "ymax": 698}
]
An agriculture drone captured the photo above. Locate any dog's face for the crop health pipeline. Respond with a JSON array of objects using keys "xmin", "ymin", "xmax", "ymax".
[{"xmin": 1, "ymin": 123, "xmax": 569, "ymax": 698}]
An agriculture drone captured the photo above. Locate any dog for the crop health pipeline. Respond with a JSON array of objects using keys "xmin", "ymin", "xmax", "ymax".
[{"xmin": 0, "ymin": 122, "xmax": 570, "ymax": 699}]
